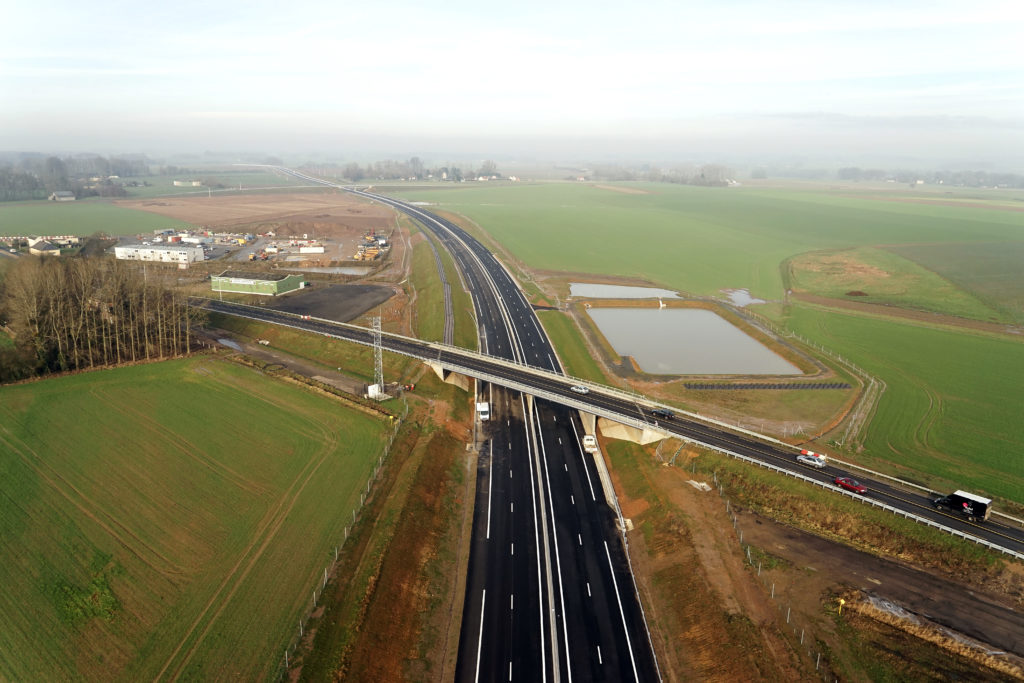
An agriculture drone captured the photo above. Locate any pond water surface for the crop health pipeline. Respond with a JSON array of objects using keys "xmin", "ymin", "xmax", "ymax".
[{"xmin": 588, "ymin": 308, "xmax": 800, "ymax": 375}]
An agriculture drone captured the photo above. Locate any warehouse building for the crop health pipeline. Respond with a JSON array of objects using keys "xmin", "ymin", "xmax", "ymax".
[
  {"xmin": 211, "ymin": 271, "xmax": 308, "ymax": 296},
  {"xmin": 114, "ymin": 244, "xmax": 205, "ymax": 264}
]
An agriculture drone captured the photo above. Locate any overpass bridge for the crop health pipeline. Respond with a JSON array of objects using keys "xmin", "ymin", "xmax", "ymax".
[{"xmin": 201, "ymin": 299, "xmax": 682, "ymax": 446}]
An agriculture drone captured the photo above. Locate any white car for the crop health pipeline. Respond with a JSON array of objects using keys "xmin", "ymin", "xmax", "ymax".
[
  {"xmin": 796, "ymin": 453, "xmax": 827, "ymax": 469},
  {"xmin": 582, "ymin": 435, "xmax": 598, "ymax": 453},
  {"xmin": 570, "ymin": 385, "xmax": 590, "ymax": 394}
]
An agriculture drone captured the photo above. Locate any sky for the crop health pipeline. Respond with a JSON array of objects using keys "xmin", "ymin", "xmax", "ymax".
[{"xmin": 2, "ymin": 0, "xmax": 1023, "ymax": 168}]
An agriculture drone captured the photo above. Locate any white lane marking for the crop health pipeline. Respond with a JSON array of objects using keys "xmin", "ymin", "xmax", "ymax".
[
  {"xmin": 522, "ymin": 396, "xmax": 551, "ymax": 682},
  {"xmin": 571, "ymin": 495, "xmax": 575, "ymax": 505},
  {"xmin": 548, "ymin": 353, "xmax": 556, "ymax": 369},
  {"xmin": 534, "ymin": 407, "xmax": 573, "ymax": 682},
  {"xmin": 487, "ymin": 441, "xmax": 493, "ymax": 540},
  {"xmin": 509, "ymin": 469, "xmax": 512, "ymax": 479},
  {"xmin": 558, "ymin": 437, "xmax": 562, "ymax": 445},
  {"xmin": 511, "ymin": 502, "xmax": 514, "ymax": 513},
  {"xmin": 475, "ymin": 589, "xmax": 486, "ymax": 683},
  {"xmin": 511, "ymin": 543, "xmax": 514, "ymax": 556},
  {"xmin": 598, "ymin": 646, "xmax": 603, "ymax": 664},
  {"xmin": 578, "ymin": 533, "xmax": 582, "ymax": 546},
  {"xmin": 587, "ymin": 582, "xmax": 591, "ymax": 597},
  {"xmin": 553, "ymin": 415, "xmax": 557, "ymax": 422},
  {"xmin": 509, "ymin": 661, "xmax": 513, "ymax": 681},
  {"xmin": 564, "ymin": 463, "xmax": 567, "ymax": 471},
  {"xmin": 604, "ymin": 541, "xmax": 640, "ymax": 681},
  {"xmin": 511, "ymin": 593, "xmax": 514, "ymax": 611}
]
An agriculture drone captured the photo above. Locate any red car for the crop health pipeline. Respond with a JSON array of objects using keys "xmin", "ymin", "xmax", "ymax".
[{"xmin": 834, "ymin": 476, "xmax": 867, "ymax": 494}]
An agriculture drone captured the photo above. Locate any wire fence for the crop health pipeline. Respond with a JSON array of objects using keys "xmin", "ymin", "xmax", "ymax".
[
  {"xmin": 272, "ymin": 398, "xmax": 409, "ymax": 681},
  {"xmin": 711, "ymin": 469, "xmax": 838, "ymax": 680}
]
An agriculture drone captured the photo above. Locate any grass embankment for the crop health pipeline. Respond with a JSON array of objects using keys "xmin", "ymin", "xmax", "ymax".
[
  {"xmin": 409, "ymin": 232, "xmax": 478, "ymax": 350},
  {"xmin": 788, "ymin": 246, "xmax": 1005, "ymax": 322},
  {"xmin": 889, "ymin": 241, "xmax": 1024, "ymax": 324},
  {"xmin": 0, "ymin": 357, "xmax": 390, "ymax": 681},
  {"xmin": 783, "ymin": 304, "xmax": 1024, "ymax": 503},
  {"xmin": 295, "ymin": 369, "xmax": 473, "ymax": 681},
  {"xmin": 691, "ymin": 449, "xmax": 1002, "ymax": 573},
  {"xmin": 536, "ymin": 309, "xmax": 606, "ymax": 382},
  {"xmin": 209, "ymin": 311, "xmax": 419, "ymax": 386},
  {"xmin": 0, "ymin": 201, "xmax": 190, "ymax": 237}
]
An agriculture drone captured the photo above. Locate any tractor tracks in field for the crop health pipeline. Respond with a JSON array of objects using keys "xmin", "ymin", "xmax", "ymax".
[{"xmin": 155, "ymin": 424, "xmax": 342, "ymax": 681}]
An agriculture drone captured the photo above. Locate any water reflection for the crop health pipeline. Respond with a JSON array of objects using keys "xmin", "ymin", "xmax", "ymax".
[{"xmin": 588, "ymin": 308, "xmax": 800, "ymax": 375}]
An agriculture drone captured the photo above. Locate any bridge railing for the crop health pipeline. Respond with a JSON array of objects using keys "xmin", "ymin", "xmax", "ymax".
[{"xmin": 692, "ymin": 435, "xmax": 1024, "ymax": 561}]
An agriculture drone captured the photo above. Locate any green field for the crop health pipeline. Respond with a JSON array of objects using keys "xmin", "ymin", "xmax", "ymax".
[
  {"xmin": 394, "ymin": 183, "xmax": 1024, "ymax": 300},
  {"xmin": 0, "ymin": 201, "xmax": 190, "ymax": 237},
  {"xmin": 0, "ymin": 357, "xmax": 388, "ymax": 680},
  {"xmin": 889, "ymin": 242, "xmax": 1024, "ymax": 324},
  {"xmin": 789, "ymin": 246, "xmax": 1005, "ymax": 322},
  {"xmin": 785, "ymin": 304, "xmax": 1024, "ymax": 501},
  {"xmin": 390, "ymin": 182, "xmax": 1024, "ymax": 504}
]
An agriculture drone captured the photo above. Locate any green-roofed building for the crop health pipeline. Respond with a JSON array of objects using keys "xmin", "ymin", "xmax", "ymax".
[{"xmin": 211, "ymin": 270, "xmax": 308, "ymax": 296}]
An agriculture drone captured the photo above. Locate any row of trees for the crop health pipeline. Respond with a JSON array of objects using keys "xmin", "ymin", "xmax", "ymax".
[
  {"xmin": 0, "ymin": 257, "xmax": 205, "ymax": 382},
  {"xmin": 0, "ymin": 155, "xmax": 150, "ymax": 201},
  {"xmin": 836, "ymin": 166, "xmax": 1024, "ymax": 188},
  {"xmin": 587, "ymin": 163, "xmax": 736, "ymax": 186},
  {"xmin": 303, "ymin": 158, "xmax": 500, "ymax": 183}
]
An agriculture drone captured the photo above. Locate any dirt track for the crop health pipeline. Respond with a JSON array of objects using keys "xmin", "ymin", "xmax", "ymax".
[{"xmin": 739, "ymin": 511, "xmax": 1024, "ymax": 658}]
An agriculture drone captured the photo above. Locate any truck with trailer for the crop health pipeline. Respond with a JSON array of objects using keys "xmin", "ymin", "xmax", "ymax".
[{"xmin": 932, "ymin": 490, "xmax": 991, "ymax": 522}]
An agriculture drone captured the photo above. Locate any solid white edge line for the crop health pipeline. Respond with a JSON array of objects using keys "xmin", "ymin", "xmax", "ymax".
[
  {"xmin": 521, "ymin": 394, "xmax": 548, "ymax": 683},
  {"xmin": 487, "ymin": 440, "xmax": 493, "ymax": 540},
  {"xmin": 604, "ymin": 541, "xmax": 640, "ymax": 681},
  {"xmin": 475, "ymin": 589, "xmax": 486, "ymax": 683}
]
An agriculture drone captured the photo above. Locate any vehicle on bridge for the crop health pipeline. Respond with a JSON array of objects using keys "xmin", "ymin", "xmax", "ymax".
[
  {"xmin": 834, "ymin": 476, "xmax": 867, "ymax": 494},
  {"xmin": 796, "ymin": 449, "xmax": 827, "ymax": 469},
  {"xmin": 651, "ymin": 408, "xmax": 674, "ymax": 419},
  {"xmin": 570, "ymin": 384, "xmax": 589, "ymax": 394},
  {"xmin": 933, "ymin": 490, "xmax": 991, "ymax": 522}
]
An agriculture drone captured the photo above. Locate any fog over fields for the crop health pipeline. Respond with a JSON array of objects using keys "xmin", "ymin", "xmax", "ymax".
[{"xmin": 2, "ymin": 0, "xmax": 1022, "ymax": 168}]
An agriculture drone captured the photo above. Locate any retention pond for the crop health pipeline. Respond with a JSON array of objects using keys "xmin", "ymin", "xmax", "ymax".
[{"xmin": 588, "ymin": 308, "xmax": 801, "ymax": 375}]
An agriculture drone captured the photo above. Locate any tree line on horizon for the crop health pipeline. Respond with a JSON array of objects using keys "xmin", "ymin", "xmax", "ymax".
[{"xmin": 0, "ymin": 256, "xmax": 205, "ymax": 382}]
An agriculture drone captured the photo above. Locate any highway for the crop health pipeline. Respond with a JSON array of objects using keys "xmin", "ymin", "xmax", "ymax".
[
  {"xmin": 210, "ymin": 167, "xmax": 1024, "ymax": 679},
  {"xmin": 221, "ymin": 168, "xmax": 663, "ymax": 680}
]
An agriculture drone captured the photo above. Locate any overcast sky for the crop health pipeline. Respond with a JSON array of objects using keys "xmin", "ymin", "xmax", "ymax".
[{"xmin": 2, "ymin": 0, "xmax": 1022, "ymax": 167}]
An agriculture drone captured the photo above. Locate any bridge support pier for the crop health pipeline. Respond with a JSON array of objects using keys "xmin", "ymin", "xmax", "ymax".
[
  {"xmin": 596, "ymin": 417, "xmax": 671, "ymax": 445},
  {"xmin": 425, "ymin": 361, "xmax": 471, "ymax": 392}
]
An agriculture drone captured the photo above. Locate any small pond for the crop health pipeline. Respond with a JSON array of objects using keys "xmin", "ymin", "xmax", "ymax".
[
  {"xmin": 588, "ymin": 308, "xmax": 800, "ymax": 375},
  {"xmin": 280, "ymin": 266, "xmax": 371, "ymax": 275},
  {"xmin": 723, "ymin": 289, "xmax": 767, "ymax": 307},
  {"xmin": 570, "ymin": 283, "xmax": 681, "ymax": 299}
]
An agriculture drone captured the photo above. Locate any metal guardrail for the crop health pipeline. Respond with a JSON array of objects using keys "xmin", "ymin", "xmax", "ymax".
[{"xmin": 689, "ymin": 436, "xmax": 1024, "ymax": 561}]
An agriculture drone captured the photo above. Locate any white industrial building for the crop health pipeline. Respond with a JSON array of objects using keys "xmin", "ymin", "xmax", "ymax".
[{"xmin": 114, "ymin": 244, "xmax": 205, "ymax": 264}]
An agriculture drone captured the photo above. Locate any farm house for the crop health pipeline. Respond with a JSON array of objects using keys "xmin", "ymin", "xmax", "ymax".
[{"xmin": 211, "ymin": 271, "xmax": 307, "ymax": 296}]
